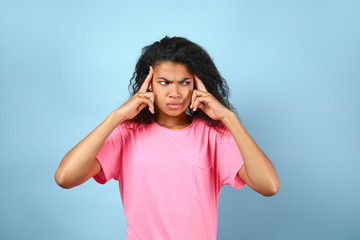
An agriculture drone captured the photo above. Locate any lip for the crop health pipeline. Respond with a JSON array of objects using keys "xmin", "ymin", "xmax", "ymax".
[{"xmin": 167, "ymin": 103, "xmax": 182, "ymax": 109}]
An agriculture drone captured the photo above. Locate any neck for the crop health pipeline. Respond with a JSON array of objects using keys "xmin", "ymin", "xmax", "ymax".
[{"xmin": 155, "ymin": 112, "xmax": 193, "ymax": 129}]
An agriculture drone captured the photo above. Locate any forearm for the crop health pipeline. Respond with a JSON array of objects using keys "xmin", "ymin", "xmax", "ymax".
[
  {"xmin": 222, "ymin": 111, "xmax": 280, "ymax": 193},
  {"xmin": 55, "ymin": 110, "xmax": 125, "ymax": 186}
]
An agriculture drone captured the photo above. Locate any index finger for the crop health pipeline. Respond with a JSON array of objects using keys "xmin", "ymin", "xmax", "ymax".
[
  {"xmin": 139, "ymin": 66, "xmax": 154, "ymax": 93},
  {"xmin": 194, "ymin": 75, "xmax": 208, "ymax": 92}
]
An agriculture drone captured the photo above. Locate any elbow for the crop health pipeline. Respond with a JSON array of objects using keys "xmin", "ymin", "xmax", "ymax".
[
  {"xmin": 54, "ymin": 169, "xmax": 73, "ymax": 189},
  {"xmin": 261, "ymin": 181, "xmax": 280, "ymax": 197}
]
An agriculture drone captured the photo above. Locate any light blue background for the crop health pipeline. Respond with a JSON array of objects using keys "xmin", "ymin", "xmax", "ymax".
[{"xmin": 1, "ymin": 0, "xmax": 359, "ymax": 239}]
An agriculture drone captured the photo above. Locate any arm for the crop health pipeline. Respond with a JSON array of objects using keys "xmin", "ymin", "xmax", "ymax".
[
  {"xmin": 55, "ymin": 66, "xmax": 155, "ymax": 189},
  {"xmin": 189, "ymin": 75, "xmax": 279, "ymax": 196},
  {"xmin": 222, "ymin": 112, "xmax": 280, "ymax": 196},
  {"xmin": 54, "ymin": 110, "xmax": 125, "ymax": 189}
]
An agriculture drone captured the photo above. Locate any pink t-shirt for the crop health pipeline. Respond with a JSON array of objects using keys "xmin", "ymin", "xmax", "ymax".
[{"xmin": 93, "ymin": 115, "xmax": 246, "ymax": 240}]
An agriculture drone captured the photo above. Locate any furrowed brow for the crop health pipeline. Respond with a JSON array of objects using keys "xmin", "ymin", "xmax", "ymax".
[{"xmin": 157, "ymin": 77, "xmax": 191, "ymax": 82}]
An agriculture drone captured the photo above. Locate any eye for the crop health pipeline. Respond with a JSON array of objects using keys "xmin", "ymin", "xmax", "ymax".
[
  {"xmin": 159, "ymin": 81, "xmax": 169, "ymax": 85},
  {"xmin": 182, "ymin": 82, "xmax": 190, "ymax": 85}
]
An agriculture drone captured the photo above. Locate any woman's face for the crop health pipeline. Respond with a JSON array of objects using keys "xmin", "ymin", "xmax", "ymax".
[{"xmin": 149, "ymin": 61, "xmax": 194, "ymax": 119}]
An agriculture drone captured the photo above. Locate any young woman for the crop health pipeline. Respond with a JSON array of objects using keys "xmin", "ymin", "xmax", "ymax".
[{"xmin": 55, "ymin": 36, "xmax": 280, "ymax": 240}]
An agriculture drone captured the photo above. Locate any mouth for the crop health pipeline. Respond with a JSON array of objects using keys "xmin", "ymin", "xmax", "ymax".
[{"xmin": 167, "ymin": 103, "xmax": 182, "ymax": 109}]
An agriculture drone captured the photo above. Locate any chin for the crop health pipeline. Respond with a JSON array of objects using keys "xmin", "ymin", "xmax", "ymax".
[
  {"xmin": 163, "ymin": 109, "xmax": 186, "ymax": 117},
  {"xmin": 167, "ymin": 111, "xmax": 186, "ymax": 117}
]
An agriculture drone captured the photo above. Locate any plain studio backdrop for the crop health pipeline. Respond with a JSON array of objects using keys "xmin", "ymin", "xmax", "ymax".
[{"xmin": 1, "ymin": 0, "xmax": 359, "ymax": 239}]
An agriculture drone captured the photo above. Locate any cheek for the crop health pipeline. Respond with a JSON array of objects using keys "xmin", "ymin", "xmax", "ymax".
[
  {"xmin": 183, "ymin": 91, "xmax": 193, "ymax": 103},
  {"xmin": 186, "ymin": 88, "xmax": 193, "ymax": 98},
  {"xmin": 153, "ymin": 91, "xmax": 165, "ymax": 106}
]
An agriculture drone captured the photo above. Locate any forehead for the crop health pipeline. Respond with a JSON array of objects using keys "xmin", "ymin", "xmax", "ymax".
[{"xmin": 154, "ymin": 62, "xmax": 192, "ymax": 77}]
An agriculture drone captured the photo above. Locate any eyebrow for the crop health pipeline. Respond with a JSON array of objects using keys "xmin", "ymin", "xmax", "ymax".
[{"xmin": 157, "ymin": 77, "xmax": 191, "ymax": 82}]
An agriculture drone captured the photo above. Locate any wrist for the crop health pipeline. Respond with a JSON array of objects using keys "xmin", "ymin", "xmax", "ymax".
[
  {"xmin": 110, "ymin": 109, "xmax": 126, "ymax": 124},
  {"xmin": 221, "ymin": 110, "xmax": 236, "ymax": 127}
]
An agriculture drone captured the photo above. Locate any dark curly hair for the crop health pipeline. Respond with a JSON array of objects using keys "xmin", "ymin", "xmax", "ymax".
[{"xmin": 123, "ymin": 35, "xmax": 239, "ymax": 133}]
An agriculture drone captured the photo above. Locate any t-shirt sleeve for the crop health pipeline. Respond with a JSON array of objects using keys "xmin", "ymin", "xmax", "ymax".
[
  {"xmin": 93, "ymin": 126, "xmax": 123, "ymax": 184},
  {"xmin": 216, "ymin": 130, "xmax": 247, "ymax": 189}
]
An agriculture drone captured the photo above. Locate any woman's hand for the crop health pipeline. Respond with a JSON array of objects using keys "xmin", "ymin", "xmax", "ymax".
[
  {"xmin": 115, "ymin": 66, "xmax": 155, "ymax": 121},
  {"xmin": 190, "ymin": 75, "xmax": 232, "ymax": 121}
]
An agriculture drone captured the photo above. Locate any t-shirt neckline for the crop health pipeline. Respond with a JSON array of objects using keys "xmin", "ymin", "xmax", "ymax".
[{"xmin": 151, "ymin": 116, "xmax": 196, "ymax": 133}]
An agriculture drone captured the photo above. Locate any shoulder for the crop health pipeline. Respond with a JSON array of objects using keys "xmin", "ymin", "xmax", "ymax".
[
  {"xmin": 117, "ymin": 120, "xmax": 147, "ymax": 131},
  {"xmin": 114, "ymin": 121, "xmax": 148, "ymax": 141},
  {"xmin": 193, "ymin": 116, "xmax": 230, "ymax": 141}
]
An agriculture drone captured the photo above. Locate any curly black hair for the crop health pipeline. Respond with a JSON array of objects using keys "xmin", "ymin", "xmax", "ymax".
[{"xmin": 123, "ymin": 35, "xmax": 239, "ymax": 132}]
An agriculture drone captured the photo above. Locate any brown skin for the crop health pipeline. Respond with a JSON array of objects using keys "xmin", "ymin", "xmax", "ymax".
[
  {"xmin": 190, "ymin": 75, "xmax": 280, "ymax": 196},
  {"xmin": 149, "ymin": 62, "xmax": 195, "ymax": 129},
  {"xmin": 55, "ymin": 61, "xmax": 280, "ymax": 196},
  {"xmin": 54, "ymin": 66, "xmax": 157, "ymax": 188},
  {"xmin": 150, "ymin": 62, "xmax": 280, "ymax": 196}
]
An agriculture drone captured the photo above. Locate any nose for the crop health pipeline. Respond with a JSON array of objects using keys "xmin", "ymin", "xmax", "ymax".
[{"xmin": 169, "ymin": 84, "xmax": 181, "ymax": 98}]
